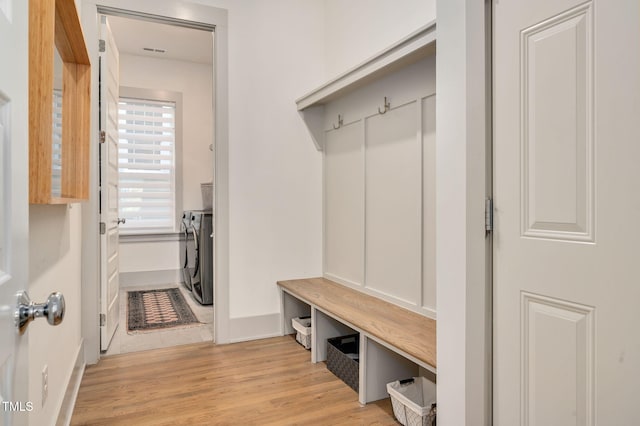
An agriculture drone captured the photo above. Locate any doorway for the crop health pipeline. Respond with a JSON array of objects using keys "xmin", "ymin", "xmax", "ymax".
[
  {"xmin": 100, "ymin": 12, "xmax": 215, "ymax": 355},
  {"xmin": 80, "ymin": 0, "xmax": 229, "ymax": 364}
]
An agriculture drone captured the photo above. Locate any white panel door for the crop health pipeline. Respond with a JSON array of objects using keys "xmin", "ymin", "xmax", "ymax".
[
  {"xmin": 0, "ymin": 1, "xmax": 30, "ymax": 424},
  {"xmin": 99, "ymin": 16, "xmax": 121, "ymax": 352},
  {"xmin": 494, "ymin": 0, "xmax": 640, "ymax": 424}
]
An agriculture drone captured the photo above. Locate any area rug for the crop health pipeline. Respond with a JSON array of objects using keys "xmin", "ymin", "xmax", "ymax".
[{"xmin": 127, "ymin": 288, "xmax": 199, "ymax": 332}]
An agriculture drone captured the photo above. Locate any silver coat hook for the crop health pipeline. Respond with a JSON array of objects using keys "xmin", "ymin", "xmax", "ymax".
[
  {"xmin": 378, "ymin": 96, "xmax": 390, "ymax": 114},
  {"xmin": 333, "ymin": 114, "xmax": 343, "ymax": 130}
]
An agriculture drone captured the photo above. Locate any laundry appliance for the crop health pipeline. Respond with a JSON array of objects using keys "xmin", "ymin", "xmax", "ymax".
[
  {"xmin": 180, "ymin": 211, "xmax": 196, "ymax": 291},
  {"xmin": 189, "ymin": 210, "xmax": 213, "ymax": 305}
]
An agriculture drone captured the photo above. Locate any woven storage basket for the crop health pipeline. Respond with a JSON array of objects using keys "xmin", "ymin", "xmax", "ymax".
[
  {"xmin": 291, "ymin": 316, "xmax": 312, "ymax": 350},
  {"xmin": 326, "ymin": 334, "xmax": 359, "ymax": 392},
  {"xmin": 387, "ymin": 377, "xmax": 436, "ymax": 426}
]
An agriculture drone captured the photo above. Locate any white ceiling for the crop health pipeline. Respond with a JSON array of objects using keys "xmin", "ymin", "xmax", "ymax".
[{"xmin": 107, "ymin": 15, "xmax": 213, "ymax": 65}]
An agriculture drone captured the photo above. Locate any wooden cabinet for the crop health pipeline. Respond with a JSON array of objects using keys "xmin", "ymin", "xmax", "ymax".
[{"xmin": 29, "ymin": 0, "xmax": 90, "ymax": 203}]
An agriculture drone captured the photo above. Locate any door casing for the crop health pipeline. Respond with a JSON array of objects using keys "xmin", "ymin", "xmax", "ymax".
[{"xmin": 80, "ymin": 0, "xmax": 230, "ymax": 364}]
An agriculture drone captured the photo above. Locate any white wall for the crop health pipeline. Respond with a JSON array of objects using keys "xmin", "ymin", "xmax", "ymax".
[
  {"xmin": 323, "ymin": 0, "xmax": 435, "ymax": 77},
  {"xmin": 118, "ymin": 53, "xmax": 213, "ymax": 275},
  {"xmin": 28, "ymin": 205, "xmax": 83, "ymax": 425},
  {"xmin": 190, "ymin": 0, "xmax": 325, "ymax": 326},
  {"xmin": 119, "ymin": 239, "xmax": 181, "ymax": 273}
]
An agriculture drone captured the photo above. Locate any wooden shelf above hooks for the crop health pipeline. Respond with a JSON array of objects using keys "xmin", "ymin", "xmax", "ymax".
[{"xmin": 295, "ymin": 21, "xmax": 436, "ymax": 151}]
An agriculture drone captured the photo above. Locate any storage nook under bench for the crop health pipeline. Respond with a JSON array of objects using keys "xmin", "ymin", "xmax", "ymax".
[{"xmin": 278, "ymin": 277, "xmax": 436, "ymax": 405}]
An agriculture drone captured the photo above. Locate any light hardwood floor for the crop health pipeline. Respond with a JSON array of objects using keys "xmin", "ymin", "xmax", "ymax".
[{"xmin": 71, "ymin": 336, "xmax": 397, "ymax": 425}]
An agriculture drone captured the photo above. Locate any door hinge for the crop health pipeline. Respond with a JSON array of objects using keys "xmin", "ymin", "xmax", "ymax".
[
  {"xmin": 485, "ymin": 198, "xmax": 494, "ymax": 233},
  {"xmin": 99, "ymin": 39, "xmax": 106, "ymax": 53},
  {"xmin": 100, "ymin": 222, "xmax": 106, "ymax": 235},
  {"xmin": 100, "ymin": 313, "xmax": 106, "ymax": 326},
  {"xmin": 99, "ymin": 130, "xmax": 106, "ymax": 144}
]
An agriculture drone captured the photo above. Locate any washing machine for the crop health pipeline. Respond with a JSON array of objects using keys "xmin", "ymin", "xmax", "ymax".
[
  {"xmin": 180, "ymin": 211, "xmax": 196, "ymax": 291},
  {"xmin": 190, "ymin": 210, "xmax": 213, "ymax": 305}
]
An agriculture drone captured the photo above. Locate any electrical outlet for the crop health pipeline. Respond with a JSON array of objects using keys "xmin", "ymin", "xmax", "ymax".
[{"xmin": 42, "ymin": 365, "xmax": 48, "ymax": 406}]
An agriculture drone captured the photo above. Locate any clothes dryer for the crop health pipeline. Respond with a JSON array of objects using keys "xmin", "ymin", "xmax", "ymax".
[
  {"xmin": 190, "ymin": 210, "xmax": 213, "ymax": 305},
  {"xmin": 180, "ymin": 211, "xmax": 195, "ymax": 291}
]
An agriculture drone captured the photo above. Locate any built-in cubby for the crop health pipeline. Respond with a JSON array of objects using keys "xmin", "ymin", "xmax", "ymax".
[
  {"xmin": 279, "ymin": 278, "xmax": 436, "ymax": 405},
  {"xmin": 361, "ymin": 337, "xmax": 421, "ymax": 403},
  {"xmin": 288, "ymin": 20, "xmax": 438, "ymax": 410},
  {"xmin": 312, "ymin": 309, "xmax": 356, "ymax": 364}
]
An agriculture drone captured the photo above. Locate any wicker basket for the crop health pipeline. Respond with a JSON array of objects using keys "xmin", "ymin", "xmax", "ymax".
[
  {"xmin": 387, "ymin": 377, "xmax": 436, "ymax": 426},
  {"xmin": 326, "ymin": 334, "xmax": 359, "ymax": 392},
  {"xmin": 291, "ymin": 316, "xmax": 312, "ymax": 350}
]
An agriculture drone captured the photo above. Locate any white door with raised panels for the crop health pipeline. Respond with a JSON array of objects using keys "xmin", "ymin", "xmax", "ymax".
[
  {"xmin": 0, "ymin": 0, "xmax": 30, "ymax": 424},
  {"xmin": 99, "ymin": 15, "xmax": 121, "ymax": 352},
  {"xmin": 494, "ymin": 0, "xmax": 640, "ymax": 424}
]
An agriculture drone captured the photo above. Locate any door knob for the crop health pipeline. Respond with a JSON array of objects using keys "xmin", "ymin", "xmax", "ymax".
[
  {"xmin": 117, "ymin": 218, "xmax": 126, "ymax": 225},
  {"xmin": 15, "ymin": 291, "xmax": 65, "ymax": 334}
]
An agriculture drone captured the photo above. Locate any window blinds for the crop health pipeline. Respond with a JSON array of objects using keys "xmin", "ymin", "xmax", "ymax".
[
  {"xmin": 52, "ymin": 89, "xmax": 62, "ymax": 197},
  {"xmin": 118, "ymin": 97, "xmax": 176, "ymax": 233}
]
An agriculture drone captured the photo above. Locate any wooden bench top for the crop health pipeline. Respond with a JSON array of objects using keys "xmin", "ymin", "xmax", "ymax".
[{"xmin": 277, "ymin": 277, "xmax": 436, "ymax": 370}]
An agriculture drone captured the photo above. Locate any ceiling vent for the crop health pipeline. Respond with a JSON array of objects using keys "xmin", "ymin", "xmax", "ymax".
[{"xmin": 142, "ymin": 47, "xmax": 167, "ymax": 53}]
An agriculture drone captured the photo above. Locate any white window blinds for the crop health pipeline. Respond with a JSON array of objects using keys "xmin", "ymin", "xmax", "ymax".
[
  {"xmin": 52, "ymin": 89, "xmax": 62, "ymax": 197},
  {"xmin": 118, "ymin": 97, "xmax": 176, "ymax": 233}
]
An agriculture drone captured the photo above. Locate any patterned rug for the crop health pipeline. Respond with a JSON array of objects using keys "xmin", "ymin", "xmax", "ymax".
[{"xmin": 127, "ymin": 288, "xmax": 199, "ymax": 332}]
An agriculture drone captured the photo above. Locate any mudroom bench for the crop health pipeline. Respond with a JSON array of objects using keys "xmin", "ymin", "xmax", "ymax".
[{"xmin": 277, "ymin": 277, "xmax": 436, "ymax": 404}]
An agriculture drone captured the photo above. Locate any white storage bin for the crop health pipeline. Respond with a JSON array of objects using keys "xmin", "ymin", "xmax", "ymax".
[
  {"xmin": 291, "ymin": 316, "xmax": 312, "ymax": 349},
  {"xmin": 386, "ymin": 377, "xmax": 436, "ymax": 426}
]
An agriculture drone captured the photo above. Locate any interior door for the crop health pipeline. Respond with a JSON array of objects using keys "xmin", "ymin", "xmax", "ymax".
[
  {"xmin": 0, "ymin": 1, "xmax": 30, "ymax": 425},
  {"xmin": 494, "ymin": 0, "xmax": 640, "ymax": 424},
  {"xmin": 99, "ymin": 15, "xmax": 121, "ymax": 352}
]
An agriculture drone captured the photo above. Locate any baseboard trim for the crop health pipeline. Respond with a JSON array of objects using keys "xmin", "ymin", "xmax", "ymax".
[
  {"xmin": 55, "ymin": 339, "xmax": 85, "ymax": 426},
  {"xmin": 119, "ymin": 269, "xmax": 183, "ymax": 288},
  {"xmin": 228, "ymin": 313, "xmax": 281, "ymax": 343}
]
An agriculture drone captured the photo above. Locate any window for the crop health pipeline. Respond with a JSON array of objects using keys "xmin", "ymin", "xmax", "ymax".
[
  {"xmin": 118, "ymin": 97, "xmax": 177, "ymax": 233},
  {"xmin": 52, "ymin": 89, "xmax": 62, "ymax": 197}
]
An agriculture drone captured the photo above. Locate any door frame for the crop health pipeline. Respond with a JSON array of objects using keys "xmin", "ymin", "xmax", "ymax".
[
  {"xmin": 80, "ymin": 0, "xmax": 230, "ymax": 364},
  {"xmin": 434, "ymin": 0, "xmax": 492, "ymax": 424}
]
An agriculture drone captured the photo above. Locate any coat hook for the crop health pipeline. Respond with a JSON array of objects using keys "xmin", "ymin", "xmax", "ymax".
[
  {"xmin": 333, "ymin": 114, "xmax": 343, "ymax": 130},
  {"xmin": 378, "ymin": 96, "xmax": 390, "ymax": 114}
]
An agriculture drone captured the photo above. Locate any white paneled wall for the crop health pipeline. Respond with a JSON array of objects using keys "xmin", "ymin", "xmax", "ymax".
[
  {"xmin": 324, "ymin": 122, "xmax": 364, "ymax": 286},
  {"xmin": 421, "ymin": 95, "xmax": 436, "ymax": 313},
  {"xmin": 365, "ymin": 101, "xmax": 421, "ymax": 305},
  {"xmin": 323, "ymin": 56, "xmax": 436, "ymax": 318}
]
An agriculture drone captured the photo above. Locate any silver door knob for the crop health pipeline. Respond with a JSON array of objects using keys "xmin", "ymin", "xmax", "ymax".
[
  {"xmin": 16, "ymin": 291, "xmax": 65, "ymax": 334},
  {"xmin": 117, "ymin": 218, "xmax": 126, "ymax": 225}
]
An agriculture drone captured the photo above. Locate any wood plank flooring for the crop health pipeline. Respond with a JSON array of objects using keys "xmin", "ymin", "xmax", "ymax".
[{"xmin": 71, "ymin": 336, "xmax": 397, "ymax": 425}]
